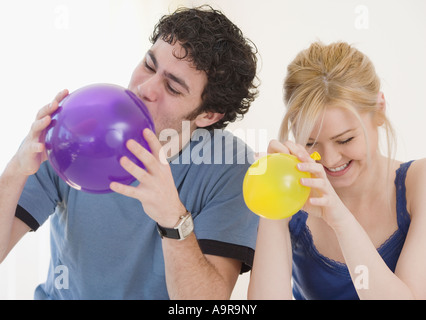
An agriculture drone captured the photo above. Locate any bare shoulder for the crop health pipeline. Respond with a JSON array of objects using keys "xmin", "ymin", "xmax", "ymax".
[
  {"xmin": 405, "ymin": 158, "xmax": 426, "ymax": 217},
  {"xmin": 406, "ymin": 158, "xmax": 426, "ymax": 184},
  {"xmin": 396, "ymin": 158, "xmax": 426, "ymax": 298}
]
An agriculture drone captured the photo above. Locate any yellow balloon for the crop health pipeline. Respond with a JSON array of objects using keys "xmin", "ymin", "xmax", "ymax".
[{"xmin": 243, "ymin": 153, "xmax": 311, "ymax": 220}]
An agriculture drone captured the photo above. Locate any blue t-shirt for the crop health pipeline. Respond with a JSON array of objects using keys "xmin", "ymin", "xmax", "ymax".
[{"xmin": 17, "ymin": 129, "xmax": 259, "ymax": 299}]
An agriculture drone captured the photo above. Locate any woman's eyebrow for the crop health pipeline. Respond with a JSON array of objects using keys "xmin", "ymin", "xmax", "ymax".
[
  {"xmin": 308, "ymin": 129, "xmax": 355, "ymax": 141},
  {"xmin": 330, "ymin": 129, "xmax": 355, "ymax": 140}
]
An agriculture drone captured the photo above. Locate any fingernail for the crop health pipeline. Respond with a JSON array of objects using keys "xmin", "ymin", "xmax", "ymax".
[
  {"xmin": 126, "ymin": 139, "xmax": 136, "ymax": 148},
  {"xmin": 144, "ymin": 128, "xmax": 154, "ymax": 136}
]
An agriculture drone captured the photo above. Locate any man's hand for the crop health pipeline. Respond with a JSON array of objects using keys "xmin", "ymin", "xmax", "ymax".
[
  {"xmin": 13, "ymin": 89, "xmax": 68, "ymax": 176},
  {"xmin": 110, "ymin": 128, "xmax": 186, "ymax": 227}
]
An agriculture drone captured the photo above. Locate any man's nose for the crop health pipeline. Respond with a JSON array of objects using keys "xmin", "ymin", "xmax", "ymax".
[{"xmin": 137, "ymin": 76, "xmax": 160, "ymax": 102}]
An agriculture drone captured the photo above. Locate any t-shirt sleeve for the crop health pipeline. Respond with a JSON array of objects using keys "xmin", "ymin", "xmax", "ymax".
[
  {"xmin": 15, "ymin": 204, "xmax": 41, "ymax": 231},
  {"xmin": 198, "ymin": 239, "xmax": 255, "ymax": 274},
  {"xmin": 16, "ymin": 161, "xmax": 63, "ymax": 229},
  {"xmin": 189, "ymin": 136, "xmax": 259, "ymax": 273}
]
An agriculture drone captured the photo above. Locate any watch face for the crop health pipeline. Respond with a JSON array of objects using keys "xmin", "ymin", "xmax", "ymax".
[
  {"xmin": 180, "ymin": 216, "xmax": 194, "ymax": 237},
  {"xmin": 157, "ymin": 214, "xmax": 193, "ymax": 240}
]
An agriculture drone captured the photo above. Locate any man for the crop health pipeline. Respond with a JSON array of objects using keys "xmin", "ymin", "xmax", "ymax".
[{"xmin": 0, "ymin": 6, "xmax": 259, "ymax": 299}]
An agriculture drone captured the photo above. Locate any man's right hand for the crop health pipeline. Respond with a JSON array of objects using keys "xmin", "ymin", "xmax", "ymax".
[{"xmin": 13, "ymin": 89, "xmax": 68, "ymax": 176}]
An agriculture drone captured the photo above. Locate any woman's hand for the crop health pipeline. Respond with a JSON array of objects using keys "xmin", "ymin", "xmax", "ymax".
[
  {"xmin": 13, "ymin": 89, "xmax": 68, "ymax": 176},
  {"xmin": 267, "ymin": 139, "xmax": 351, "ymax": 228},
  {"xmin": 297, "ymin": 154, "xmax": 352, "ymax": 229},
  {"xmin": 267, "ymin": 139, "xmax": 311, "ymax": 160}
]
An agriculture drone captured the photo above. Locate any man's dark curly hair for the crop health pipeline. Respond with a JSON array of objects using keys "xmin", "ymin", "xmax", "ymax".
[{"xmin": 150, "ymin": 5, "xmax": 259, "ymax": 130}]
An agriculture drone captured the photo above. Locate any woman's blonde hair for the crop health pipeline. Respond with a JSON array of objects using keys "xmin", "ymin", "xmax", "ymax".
[{"xmin": 279, "ymin": 41, "xmax": 395, "ymax": 159}]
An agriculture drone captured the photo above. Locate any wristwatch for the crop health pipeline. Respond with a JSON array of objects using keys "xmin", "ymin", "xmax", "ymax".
[{"xmin": 156, "ymin": 211, "xmax": 194, "ymax": 240}]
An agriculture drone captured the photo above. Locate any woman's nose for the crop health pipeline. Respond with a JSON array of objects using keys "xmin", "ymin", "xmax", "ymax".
[{"xmin": 319, "ymin": 145, "xmax": 342, "ymax": 168}]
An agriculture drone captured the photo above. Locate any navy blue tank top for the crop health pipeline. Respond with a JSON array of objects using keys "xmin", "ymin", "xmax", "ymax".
[{"xmin": 289, "ymin": 161, "xmax": 413, "ymax": 300}]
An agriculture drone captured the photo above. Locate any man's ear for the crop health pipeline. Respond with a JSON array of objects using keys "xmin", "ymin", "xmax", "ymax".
[{"xmin": 194, "ymin": 111, "xmax": 225, "ymax": 128}]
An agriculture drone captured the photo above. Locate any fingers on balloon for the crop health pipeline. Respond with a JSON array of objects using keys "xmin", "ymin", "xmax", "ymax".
[
  {"xmin": 243, "ymin": 153, "xmax": 311, "ymax": 220},
  {"xmin": 44, "ymin": 84, "xmax": 155, "ymax": 194}
]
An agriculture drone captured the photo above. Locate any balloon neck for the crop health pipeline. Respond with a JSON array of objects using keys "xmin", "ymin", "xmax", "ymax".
[{"xmin": 310, "ymin": 152, "xmax": 321, "ymax": 161}]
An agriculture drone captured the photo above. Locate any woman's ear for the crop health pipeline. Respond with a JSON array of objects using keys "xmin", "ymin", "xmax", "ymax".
[
  {"xmin": 194, "ymin": 111, "xmax": 225, "ymax": 128},
  {"xmin": 377, "ymin": 92, "xmax": 386, "ymax": 112},
  {"xmin": 374, "ymin": 91, "xmax": 386, "ymax": 126}
]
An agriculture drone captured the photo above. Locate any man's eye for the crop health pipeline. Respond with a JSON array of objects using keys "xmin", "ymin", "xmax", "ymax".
[
  {"xmin": 166, "ymin": 83, "xmax": 181, "ymax": 96},
  {"xmin": 144, "ymin": 61, "xmax": 155, "ymax": 72}
]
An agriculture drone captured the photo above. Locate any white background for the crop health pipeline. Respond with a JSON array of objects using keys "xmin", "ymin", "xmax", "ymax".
[{"xmin": 0, "ymin": 0, "xmax": 425, "ymax": 299}]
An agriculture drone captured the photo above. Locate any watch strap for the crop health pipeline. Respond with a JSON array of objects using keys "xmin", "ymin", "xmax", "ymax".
[
  {"xmin": 156, "ymin": 223, "xmax": 181, "ymax": 240},
  {"xmin": 156, "ymin": 212, "xmax": 194, "ymax": 240}
]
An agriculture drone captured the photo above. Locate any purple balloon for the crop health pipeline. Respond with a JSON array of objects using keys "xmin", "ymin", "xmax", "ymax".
[{"xmin": 44, "ymin": 83, "xmax": 155, "ymax": 194}]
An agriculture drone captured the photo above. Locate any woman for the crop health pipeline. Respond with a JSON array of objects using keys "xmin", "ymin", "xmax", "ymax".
[{"xmin": 248, "ymin": 42, "xmax": 426, "ymax": 299}]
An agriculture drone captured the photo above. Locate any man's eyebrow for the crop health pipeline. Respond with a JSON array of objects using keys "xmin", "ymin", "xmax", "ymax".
[
  {"xmin": 147, "ymin": 50, "xmax": 190, "ymax": 94},
  {"xmin": 147, "ymin": 50, "xmax": 158, "ymax": 68},
  {"xmin": 164, "ymin": 71, "xmax": 190, "ymax": 94}
]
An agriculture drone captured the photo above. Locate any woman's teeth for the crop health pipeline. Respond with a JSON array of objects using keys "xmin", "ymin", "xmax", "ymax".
[{"xmin": 327, "ymin": 162, "xmax": 350, "ymax": 172}]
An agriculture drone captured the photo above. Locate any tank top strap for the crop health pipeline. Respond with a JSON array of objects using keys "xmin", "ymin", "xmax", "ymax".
[
  {"xmin": 394, "ymin": 161, "xmax": 414, "ymax": 235},
  {"xmin": 289, "ymin": 210, "xmax": 308, "ymax": 239}
]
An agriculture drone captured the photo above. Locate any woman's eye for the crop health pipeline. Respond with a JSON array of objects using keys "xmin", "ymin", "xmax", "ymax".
[{"xmin": 337, "ymin": 137, "xmax": 354, "ymax": 145}]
